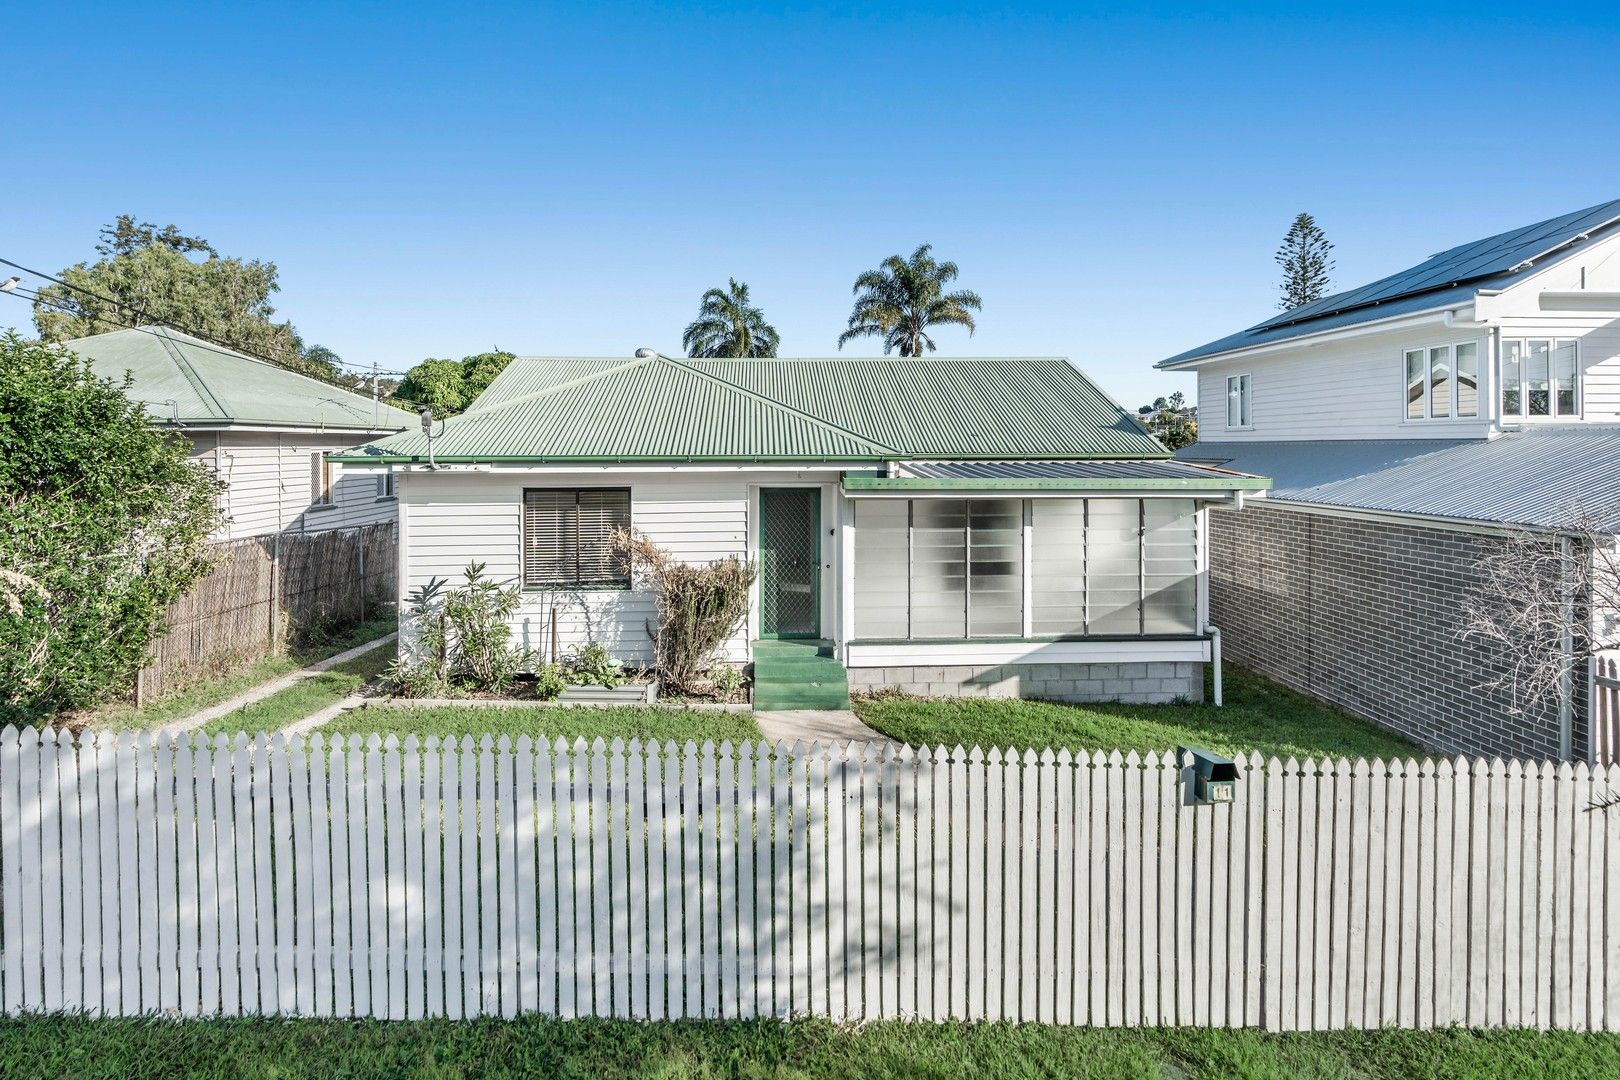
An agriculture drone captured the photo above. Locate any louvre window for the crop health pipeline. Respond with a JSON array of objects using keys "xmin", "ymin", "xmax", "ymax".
[
  {"xmin": 853, "ymin": 497, "xmax": 1197, "ymax": 640},
  {"xmin": 522, "ymin": 488, "xmax": 631, "ymax": 588}
]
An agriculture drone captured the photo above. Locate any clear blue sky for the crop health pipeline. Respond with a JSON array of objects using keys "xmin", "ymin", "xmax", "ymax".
[{"xmin": 5, "ymin": 2, "xmax": 1619, "ymax": 408}]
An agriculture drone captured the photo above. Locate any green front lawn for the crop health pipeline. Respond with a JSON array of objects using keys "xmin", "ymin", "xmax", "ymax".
[
  {"xmin": 0, "ymin": 1015, "xmax": 1614, "ymax": 1079},
  {"xmin": 854, "ymin": 664, "xmax": 1421, "ymax": 761},
  {"xmin": 319, "ymin": 704, "xmax": 764, "ymax": 745}
]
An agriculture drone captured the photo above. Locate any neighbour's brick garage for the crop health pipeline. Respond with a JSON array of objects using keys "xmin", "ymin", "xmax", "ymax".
[{"xmin": 1207, "ymin": 502, "xmax": 1579, "ymax": 760}]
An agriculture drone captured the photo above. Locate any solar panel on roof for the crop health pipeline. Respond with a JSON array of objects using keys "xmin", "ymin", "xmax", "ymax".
[{"xmin": 1255, "ymin": 197, "xmax": 1620, "ymax": 330}]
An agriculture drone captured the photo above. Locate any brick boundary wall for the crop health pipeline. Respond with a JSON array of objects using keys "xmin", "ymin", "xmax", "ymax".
[
  {"xmin": 1206, "ymin": 502, "xmax": 1583, "ymax": 761},
  {"xmin": 848, "ymin": 661, "xmax": 1204, "ymax": 705}
]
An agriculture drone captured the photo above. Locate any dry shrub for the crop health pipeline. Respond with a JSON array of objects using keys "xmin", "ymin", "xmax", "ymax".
[{"xmin": 613, "ymin": 528, "xmax": 756, "ymax": 694}]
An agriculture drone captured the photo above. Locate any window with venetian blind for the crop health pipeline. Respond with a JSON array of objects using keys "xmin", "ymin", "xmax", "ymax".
[{"xmin": 521, "ymin": 488, "xmax": 632, "ymax": 588}]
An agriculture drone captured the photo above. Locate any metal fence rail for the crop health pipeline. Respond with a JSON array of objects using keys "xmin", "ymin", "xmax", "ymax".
[{"xmin": 1, "ymin": 727, "xmax": 1615, "ymax": 1029}]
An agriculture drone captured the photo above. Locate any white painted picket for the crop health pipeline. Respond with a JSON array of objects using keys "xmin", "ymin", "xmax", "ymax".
[{"xmin": 0, "ymin": 726, "xmax": 1615, "ymax": 1030}]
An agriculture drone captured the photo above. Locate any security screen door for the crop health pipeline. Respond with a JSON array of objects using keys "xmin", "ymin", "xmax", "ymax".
[{"xmin": 759, "ymin": 488, "xmax": 820, "ymax": 638}]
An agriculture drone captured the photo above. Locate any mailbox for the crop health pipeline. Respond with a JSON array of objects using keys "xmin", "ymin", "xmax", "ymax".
[{"xmin": 1177, "ymin": 745, "xmax": 1237, "ymax": 805}]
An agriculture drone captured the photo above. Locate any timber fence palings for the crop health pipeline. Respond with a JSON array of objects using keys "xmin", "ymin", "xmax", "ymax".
[
  {"xmin": 0, "ymin": 726, "xmax": 1616, "ymax": 1029},
  {"xmin": 137, "ymin": 523, "xmax": 397, "ymax": 702}
]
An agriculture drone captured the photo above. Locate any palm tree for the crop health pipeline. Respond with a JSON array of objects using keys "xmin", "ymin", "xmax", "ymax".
[
  {"xmin": 837, "ymin": 244, "xmax": 982, "ymax": 356},
  {"xmin": 681, "ymin": 279, "xmax": 780, "ymax": 358}
]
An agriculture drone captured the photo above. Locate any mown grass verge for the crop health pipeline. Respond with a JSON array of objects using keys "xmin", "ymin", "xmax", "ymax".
[{"xmin": 0, "ymin": 1015, "xmax": 1613, "ymax": 1079}]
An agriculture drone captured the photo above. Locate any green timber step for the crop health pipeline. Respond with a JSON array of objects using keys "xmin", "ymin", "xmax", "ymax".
[{"xmin": 751, "ymin": 640, "xmax": 851, "ymax": 710}]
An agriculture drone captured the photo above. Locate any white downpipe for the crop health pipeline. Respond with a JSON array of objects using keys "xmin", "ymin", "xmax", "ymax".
[{"xmin": 1209, "ymin": 625, "xmax": 1224, "ymax": 707}]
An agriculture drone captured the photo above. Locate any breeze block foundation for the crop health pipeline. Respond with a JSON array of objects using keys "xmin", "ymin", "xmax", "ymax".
[{"xmin": 846, "ymin": 661, "xmax": 1204, "ymax": 705}]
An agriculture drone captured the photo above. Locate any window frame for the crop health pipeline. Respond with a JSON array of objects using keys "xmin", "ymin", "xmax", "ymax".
[
  {"xmin": 1402, "ymin": 340, "xmax": 1482, "ymax": 421},
  {"xmin": 520, "ymin": 486, "xmax": 633, "ymax": 591},
  {"xmin": 310, "ymin": 451, "xmax": 335, "ymax": 508},
  {"xmin": 1225, "ymin": 373, "xmax": 1253, "ymax": 430},
  {"xmin": 1500, "ymin": 336, "xmax": 1580, "ymax": 421},
  {"xmin": 375, "ymin": 470, "xmax": 397, "ymax": 501}
]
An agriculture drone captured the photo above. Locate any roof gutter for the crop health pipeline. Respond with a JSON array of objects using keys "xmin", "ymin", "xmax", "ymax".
[{"xmin": 1156, "ymin": 302, "xmax": 1473, "ymax": 371}]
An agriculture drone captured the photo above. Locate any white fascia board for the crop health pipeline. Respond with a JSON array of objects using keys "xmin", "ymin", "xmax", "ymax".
[
  {"xmin": 1157, "ymin": 304, "xmax": 1468, "ymax": 371},
  {"xmin": 847, "ymin": 638, "xmax": 1212, "ymax": 667}
]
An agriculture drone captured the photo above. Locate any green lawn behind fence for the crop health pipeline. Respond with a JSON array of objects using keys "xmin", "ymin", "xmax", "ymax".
[{"xmin": 854, "ymin": 664, "xmax": 1421, "ymax": 761}]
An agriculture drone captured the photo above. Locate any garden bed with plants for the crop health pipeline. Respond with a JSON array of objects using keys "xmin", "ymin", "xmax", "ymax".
[{"xmin": 381, "ymin": 531, "xmax": 756, "ymax": 710}]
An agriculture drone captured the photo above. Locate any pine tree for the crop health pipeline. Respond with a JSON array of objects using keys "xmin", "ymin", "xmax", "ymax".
[{"xmin": 1275, "ymin": 212, "xmax": 1335, "ymax": 311}]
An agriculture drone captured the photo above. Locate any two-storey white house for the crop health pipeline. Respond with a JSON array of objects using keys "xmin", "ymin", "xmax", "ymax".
[{"xmin": 1160, "ymin": 198, "xmax": 1620, "ymax": 763}]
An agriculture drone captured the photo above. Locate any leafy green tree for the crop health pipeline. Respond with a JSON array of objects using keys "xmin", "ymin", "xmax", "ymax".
[
  {"xmin": 396, "ymin": 351, "xmax": 515, "ymax": 417},
  {"xmin": 1275, "ymin": 212, "xmax": 1335, "ymax": 311},
  {"xmin": 0, "ymin": 333, "xmax": 222, "ymax": 721},
  {"xmin": 681, "ymin": 279, "xmax": 780, "ymax": 358},
  {"xmin": 838, "ymin": 244, "xmax": 982, "ymax": 356},
  {"xmin": 1139, "ymin": 391, "xmax": 1198, "ymax": 450},
  {"xmin": 32, "ymin": 215, "xmax": 343, "ymax": 382}
]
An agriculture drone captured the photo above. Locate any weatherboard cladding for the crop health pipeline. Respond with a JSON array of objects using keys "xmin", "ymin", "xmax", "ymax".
[
  {"xmin": 66, "ymin": 326, "xmax": 402, "ymax": 431},
  {"xmin": 1161, "ymin": 197, "xmax": 1620, "ymax": 367},
  {"xmin": 1180, "ymin": 428, "xmax": 1620, "ymax": 531},
  {"xmin": 346, "ymin": 353, "xmax": 1166, "ymax": 462}
]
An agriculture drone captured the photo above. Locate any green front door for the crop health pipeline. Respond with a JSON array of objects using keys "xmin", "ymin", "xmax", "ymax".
[{"xmin": 759, "ymin": 488, "xmax": 821, "ymax": 638}]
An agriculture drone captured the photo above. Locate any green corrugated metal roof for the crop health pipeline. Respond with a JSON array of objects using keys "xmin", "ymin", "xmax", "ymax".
[
  {"xmin": 337, "ymin": 353, "xmax": 1165, "ymax": 463},
  {"xmin": 64, "ymin": 327, "xmax": 406, "ymax": 432}
]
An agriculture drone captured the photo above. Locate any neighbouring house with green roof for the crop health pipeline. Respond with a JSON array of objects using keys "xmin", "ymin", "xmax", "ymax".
[
  {"xmin": 67, "ymin": 326, "xmax": 407, "ymax": 541},
  {"xmin": 335, "ymin": 352, "xmax": 1269, "ymax": 705}
]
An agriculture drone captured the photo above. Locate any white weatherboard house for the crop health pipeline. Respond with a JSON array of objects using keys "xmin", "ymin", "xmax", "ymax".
[
  {"xmin": 335, "ymin": 353, "xmax": 1268, "ymax": 708},
  {"xmin": 69, "ymin": 326, "xmax": 407, "ymax": 540},
  {"xmin": 1161, "ymin": 197, "xmax": 1620, "ymax": 763}
]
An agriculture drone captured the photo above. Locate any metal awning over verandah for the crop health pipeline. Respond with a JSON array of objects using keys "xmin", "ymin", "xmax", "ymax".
[{"xmin": 840, "ymin": 459, "xmax": 1271, "ymax": 498}]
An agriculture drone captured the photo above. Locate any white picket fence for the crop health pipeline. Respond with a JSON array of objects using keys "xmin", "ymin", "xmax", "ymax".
[{"xmin": 1, "ymin": 726, "xmax": 1617, "ymax": 1030}]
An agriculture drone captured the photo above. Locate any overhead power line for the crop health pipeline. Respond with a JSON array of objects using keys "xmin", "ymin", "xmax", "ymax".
[
  {"xmin": 0, "ymin": 254, "xmax": 411, "ymax": 382},
  {"xmin": 0, "ymin": 287, "xmax": 414, "ymax": 403}
]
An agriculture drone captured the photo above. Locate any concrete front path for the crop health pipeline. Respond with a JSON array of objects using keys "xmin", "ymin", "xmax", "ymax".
[
  {"xmin": 154, "ymin": 632, "xmax": 397, "ymax": 740},
  {"xmin": 754, "ymin": 708, "xmax": 887, "ymax": 746}
]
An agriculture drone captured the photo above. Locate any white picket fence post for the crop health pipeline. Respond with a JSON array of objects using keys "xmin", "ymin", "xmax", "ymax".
[{"xmin": 0, "ymin": 725, "xmax": 1613, "ymax": 1029}]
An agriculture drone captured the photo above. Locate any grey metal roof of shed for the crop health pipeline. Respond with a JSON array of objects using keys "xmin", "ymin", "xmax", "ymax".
[
  {"xmin": 1159, "ymin": 197, "xmax": 1620, "ymax": 368},
  {"xmin": 1176, "ymin": 430, "xmax": 1620, "ymax": 531}
]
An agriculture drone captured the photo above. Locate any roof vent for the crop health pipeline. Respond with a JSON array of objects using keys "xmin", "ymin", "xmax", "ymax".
[{"xmin": 634, "ymin": 347, "xmax": 658, "ymax": 359}]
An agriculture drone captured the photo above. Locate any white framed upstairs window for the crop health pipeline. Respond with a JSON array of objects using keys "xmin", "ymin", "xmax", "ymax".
[
  {"xmin": 1404, "ymin": 342, "xmax": 1479, "ymax": 420},
  {"xmin": 1225, "ymin": 373, "xmax": 1252, "ymax": 429},
  {"xmin": 1501, "ymin": 338, "xmax": 1579, "ymax": 420}
]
